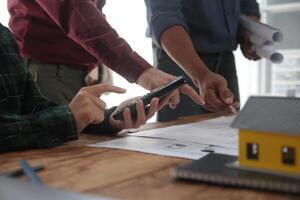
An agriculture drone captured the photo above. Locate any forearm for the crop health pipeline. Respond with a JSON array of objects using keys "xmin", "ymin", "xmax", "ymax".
[
  {"xmin": 0, "ymin": 105, "xmax": 77, "ymax": 153},
  {"xmin": 160, "ymin": 26, "xmax": 210, "ymax": 84}
]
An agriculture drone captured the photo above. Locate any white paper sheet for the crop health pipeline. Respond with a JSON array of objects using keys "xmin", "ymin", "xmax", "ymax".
[
  {"xmin": 89, "ymin": 136, "xmax": 238, "ymax": 160},
  {"xmin": 129, "ymin": 116, "xmax": 238, "ymax": 149}
]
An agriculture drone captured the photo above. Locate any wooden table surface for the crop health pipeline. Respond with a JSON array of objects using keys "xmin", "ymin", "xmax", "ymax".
[{"xmin": 0, "ymin": 114, "xmax": 298, "ymax": 200}]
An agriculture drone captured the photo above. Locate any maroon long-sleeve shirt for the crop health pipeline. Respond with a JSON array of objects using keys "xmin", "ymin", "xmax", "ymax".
[{"xmin": 8, "ymin": 0, "xmax": 151, "ymax": 82}]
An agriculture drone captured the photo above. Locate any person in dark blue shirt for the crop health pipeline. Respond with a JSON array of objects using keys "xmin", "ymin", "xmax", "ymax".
[{"xmin": 145, "ymin": 0, "xmax": 261, "ymax": 122}]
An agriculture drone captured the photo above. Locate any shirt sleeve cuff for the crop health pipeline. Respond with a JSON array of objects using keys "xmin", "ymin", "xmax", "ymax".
[
  {"xmin": 37, "ymin": 105, "xmax": 78, "ymax": 145},
  {"xmin": 120, "ymin": 52, "xmax": 152, "ymax": 83},
  {"xmin": 83, "ymin": 107, "xmax": 121, "ymax": 135},
  {"xmin": 241, "ymin": 0, "xmax": 260, "ymax": 17}
]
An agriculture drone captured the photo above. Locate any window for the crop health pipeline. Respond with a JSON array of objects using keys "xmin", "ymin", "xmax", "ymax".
[
  {"xmin": 281, "ymin": 146, "xmax": 296, "ymax": 165},
  {"xmin": 247, "ymin": 143, "xmax": 259, "ymax": 160},
  {"xmin": 258, "ymin": 0, "xmax": 300, "ymax": 96},
  {"xmin": 0, "ymin": 1, "xmax": 9, "ymax": 26}
]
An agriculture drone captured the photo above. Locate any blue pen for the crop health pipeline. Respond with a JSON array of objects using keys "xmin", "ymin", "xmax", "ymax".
[{"xmin": 19, "ymin": 159, "xmax": 44, "ymax": 185}]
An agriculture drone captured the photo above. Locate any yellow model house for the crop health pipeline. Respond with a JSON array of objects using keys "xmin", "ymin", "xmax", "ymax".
[{"xmin": 231, "ymin": 96, "xmax": 300, "ymax": 176}]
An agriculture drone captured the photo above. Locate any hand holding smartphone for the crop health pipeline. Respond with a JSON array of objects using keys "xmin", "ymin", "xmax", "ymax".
[{"xmin": 113, "ymin": 76, "xmax": 186, "ymax": 120}]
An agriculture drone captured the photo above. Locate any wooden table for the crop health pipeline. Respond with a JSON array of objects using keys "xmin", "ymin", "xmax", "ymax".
[{"xmin": 0, "ymin": 114, "xmax": 298, "ymax": 200}]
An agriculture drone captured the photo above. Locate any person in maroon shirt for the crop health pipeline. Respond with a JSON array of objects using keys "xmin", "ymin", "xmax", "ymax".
[{"xmin": 7, "ymin": 0, "xmax": 209, "ymax": 115}]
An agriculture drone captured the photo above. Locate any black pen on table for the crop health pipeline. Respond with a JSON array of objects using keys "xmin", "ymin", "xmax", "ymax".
[{"xmin": 19, "ymin": 159, "xmax": 44, "ymax": 185}]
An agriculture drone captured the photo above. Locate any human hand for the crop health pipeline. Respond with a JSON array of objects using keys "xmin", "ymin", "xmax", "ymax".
[
  {"xmin": 109, "ymin": 98, "xmax": 159, "ymax": 129},
  {"xmin": 240, "ymin": 15, "xmax": 261, "ymax": 61},
  {"xmin": 240, "ymin": 30, "xmax": 261, "ymax": 61},
  {"xmin": 69, "ymin": 84, "xmax": 126, "ymax": 132},
  {"xmin": 137, "ymin": 68, "xmax": 205, "ymax": 109},
  {"xmin": 196, "ymin": 71, "xmax": 237, "ymax": 113}
]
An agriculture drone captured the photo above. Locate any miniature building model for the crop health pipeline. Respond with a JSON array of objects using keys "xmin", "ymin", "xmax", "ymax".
[{"xmin": 232, "ymin": 96, "xmax": 300, "ymax": 176}]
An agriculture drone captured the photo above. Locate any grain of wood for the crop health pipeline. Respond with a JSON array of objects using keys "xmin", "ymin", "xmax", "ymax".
[{"xmin": 0, "ymin": 114, "xmax": 297, "ymax": 200}]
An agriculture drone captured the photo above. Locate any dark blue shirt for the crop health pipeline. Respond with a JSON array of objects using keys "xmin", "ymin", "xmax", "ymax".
[{"xmin": 145, "ymin": 0, "xmax": 260, "ymax": 53}]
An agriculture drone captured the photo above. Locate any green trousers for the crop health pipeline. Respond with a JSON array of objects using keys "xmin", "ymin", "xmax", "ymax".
[{"xmin": 26, "ymin": 60, "xmax": 87, "ymax": 105}]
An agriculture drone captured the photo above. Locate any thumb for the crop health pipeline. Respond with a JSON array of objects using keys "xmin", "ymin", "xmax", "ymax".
[
  {"xmin": 218, "ymin": 85, "xmax": 234, "ymax": 105},
  {"xmin": 83, "ymin": 83, "xmax": 126, "ymax": 97}
]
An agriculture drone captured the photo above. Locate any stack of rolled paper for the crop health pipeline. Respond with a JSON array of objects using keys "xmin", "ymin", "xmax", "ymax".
[{"xmin": 240, "ymin": 15, "xmax": 284, "ymax": 64}]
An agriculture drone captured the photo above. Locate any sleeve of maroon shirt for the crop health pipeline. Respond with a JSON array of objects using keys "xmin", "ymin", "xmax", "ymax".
[{"xmin": 35, "ymin": 0, "xmax": 151, "ymax": 83}]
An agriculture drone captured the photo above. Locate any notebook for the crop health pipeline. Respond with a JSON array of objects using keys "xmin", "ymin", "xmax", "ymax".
[{"xmin": 171, "ymin": 153, "xmax": 300, "ymax": 195}]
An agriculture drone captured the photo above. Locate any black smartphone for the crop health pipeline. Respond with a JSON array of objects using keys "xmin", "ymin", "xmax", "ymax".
[{"xmin": 113, "ymin": 76, "xmax": 187, "ymax": 120}]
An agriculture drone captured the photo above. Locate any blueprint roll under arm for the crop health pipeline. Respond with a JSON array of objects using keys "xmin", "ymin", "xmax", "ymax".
[
  {"xmin": 240, "ymin": 15, "xmax": 283, "ymax": 43},
  {"xmin": 252, "ymin": 44, "xmax": 284, "ymax": 64},
  {"xmin": 240, "ymin": 15, "xmax": 284, "ymax": 64}
]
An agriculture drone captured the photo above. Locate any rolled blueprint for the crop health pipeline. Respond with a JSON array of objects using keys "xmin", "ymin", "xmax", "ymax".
[
  {"xmin": 252, "ymin": 44, "xmax": 284, "ymax": 64},
  {"xmin": 249, "ymin": 33, "xmax": 272, "ymax": 46},
  {"xmin": 240, "ymin": 15, "xmax": 283, "ymax": 43}
]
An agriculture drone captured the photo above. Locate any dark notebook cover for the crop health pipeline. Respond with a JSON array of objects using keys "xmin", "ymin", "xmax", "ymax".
[{"xmin": 171, "ymin": 153, "xmax": 300, "ymax": 195}]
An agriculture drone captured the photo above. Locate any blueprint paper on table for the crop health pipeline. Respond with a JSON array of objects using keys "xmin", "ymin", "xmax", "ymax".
[
  {"xmin": 129, "ymin": 116, "xmax": 238, "ymax": 149},
  {"xmin": 89, "ymin": 116, "xmax": 238, "ymax": 160},
  {"xmin": 89, "ymin": 136, "xmax": 238, "ymax": 160}
]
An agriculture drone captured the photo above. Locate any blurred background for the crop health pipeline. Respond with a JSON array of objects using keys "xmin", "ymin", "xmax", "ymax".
[{"xmin": 1, "ymin": 0, "xmax": 299, "ymax": 120}]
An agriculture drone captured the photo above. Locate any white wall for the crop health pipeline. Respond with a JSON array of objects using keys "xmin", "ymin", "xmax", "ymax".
[
  {"xmin": 101, "ymin": 0, "xmax": 153, "ymax": 108},
  {"xmin": 235, "ymin": 50, "xmax": 260, "ymax": 106},
  {"xmin": 0, "ymin": 0, "xmax": 9, "ymax": 26}
]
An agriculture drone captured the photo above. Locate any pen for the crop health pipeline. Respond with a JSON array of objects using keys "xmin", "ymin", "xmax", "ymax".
[
  {"xmin": 0, "ymin": 165, "xmax": 44, "ymax": 178},
  {"xmin": 20, "ymin": 159, "xmax": 44, "ymax": 185},
  {"xmin": 229, "ymin": 105, "xmax": 238, "ymax": 114}
]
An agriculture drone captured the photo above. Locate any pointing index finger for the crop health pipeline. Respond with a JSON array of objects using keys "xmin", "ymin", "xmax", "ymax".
[
  {"xmin": 82, "ymin": 84, "xmax": 126, "ymax": 97},
  {"xmin": 179, "ymin": 84, "xmax": 205, "ymax": 105}
]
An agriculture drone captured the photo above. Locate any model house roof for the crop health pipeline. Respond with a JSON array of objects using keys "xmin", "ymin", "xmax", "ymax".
[{"xmin": 231, "ymin": 96, "xmax": 300, "ymax": 136}]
